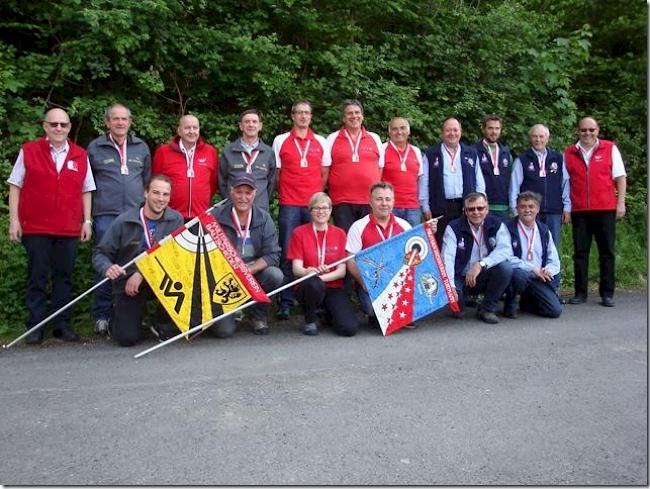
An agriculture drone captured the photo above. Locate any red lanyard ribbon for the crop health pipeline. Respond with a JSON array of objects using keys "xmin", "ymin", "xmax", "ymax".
[
  {"xmin": 242, "ymin": 150, "xmax": 260, "ymax": 174},
  {"xmin": 389, "ymin": 141, "xmax": 411, "ymax": 172},
  {"xmin": 518, "ymin": 221, "xmax": 537, "ymax": 261}
]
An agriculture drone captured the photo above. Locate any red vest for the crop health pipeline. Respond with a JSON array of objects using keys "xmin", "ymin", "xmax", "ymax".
[
  {"xmin": 564, "ymin": 139, "xmax": 617, "ymax": 212},
  {"xmin": 20, "ymin": 138, "xmax": 88, "ymax": 236},
  {"xmin": 152, "ymin": 137, "xmax": 218, "ymax": 219}
]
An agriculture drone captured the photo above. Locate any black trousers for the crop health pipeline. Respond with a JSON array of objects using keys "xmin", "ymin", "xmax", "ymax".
[
  {"xmin": 571, "ymin": 210, "xmax": 616, "ymax": 298},
  {"xmin": 295, "ymin": 277, "xmax": 359, "ymax": 336},
  {"xmin": 111, "ymin": 285, "xmax": 175, "ymax": 347},
  {"xmin": 22, "ymin": 235, "xmax": 79, "ymax": 334},
  {"xmin": 435, "ymin": 199, "xmax": 464, "ymax": 246},
  {"xmin": 332, "ymin": 203, "xmax": 370, "ymax": 233}
]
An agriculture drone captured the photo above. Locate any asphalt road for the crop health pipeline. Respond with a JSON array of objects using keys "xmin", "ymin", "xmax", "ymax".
[{"xmin": 0, "ymin": 290, "xmax": 647, "ymax": 485}]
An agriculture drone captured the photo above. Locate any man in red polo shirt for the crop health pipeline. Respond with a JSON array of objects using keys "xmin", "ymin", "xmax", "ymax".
[
  {"xmin": 272, "ymin": 100, "xmax": 329, "ymax": 319},
  {"xmin": 346, "ymin": 182, "xmax": 411, "ymax": 328},
  {"xmin": 564, "ymin": 116, "xmax": 627, "ymax": 307},
  {"xmin": 381, "ymin": 116, "xmax": 424, "ymax": 227},
  {"xmin": 152, "ymin": 114, "xmax": 218, "ymax": 221},
  {"xmin": 323, "ymin": 99, "xmax": 384, "ymax": 232},
  {"xmin": 7, "ymin": 107, "xmax": 96, "ymax": 344}
]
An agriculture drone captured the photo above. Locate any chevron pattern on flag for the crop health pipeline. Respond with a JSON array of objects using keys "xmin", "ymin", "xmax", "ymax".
[{"xmin": 355, "ymin": 221, "xmax": 459, "ymax": 336}]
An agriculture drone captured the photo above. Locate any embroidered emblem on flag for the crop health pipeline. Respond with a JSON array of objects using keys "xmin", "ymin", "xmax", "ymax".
[
  {"xmin": 356, "ymin": 222, "xmax": 459, "ymax": 335},
  {"xmin": 136, "ymin": 213, "xmax": 269, "ymax": 335}
]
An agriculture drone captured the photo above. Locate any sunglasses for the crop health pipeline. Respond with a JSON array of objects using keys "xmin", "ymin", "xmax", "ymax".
[
  {"xmin": 45, "ymin": 121, "xmax": 71, "ymax": 128},
  {"xmin": 579, "ymin": 128, "xmax": 597, "ymax": 133},
  {"xmin": 465, "ymin": 206, "xmax": 487, "ymax": 212}
]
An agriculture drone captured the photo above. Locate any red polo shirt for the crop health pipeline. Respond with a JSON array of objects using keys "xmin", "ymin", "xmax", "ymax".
[
  {"xmin": 381, "ymin": 142, "xmax": 423, "ymax": 209},
  {"xmin": 272, "ymin": 128, "xmax": 327, "ymax": 206},
  {"xmin": 324, "ymin": 127, "xmax": 384, "ymax": 205},
  {"xmin": 287, "ymin": 223, "xmax": 348, "ymax": 288}
]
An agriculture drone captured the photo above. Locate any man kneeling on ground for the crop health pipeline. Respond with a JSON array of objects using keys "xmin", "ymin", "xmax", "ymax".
[
  {"xmin": 442, "ymin": 192, "xmax": 513, "ymax": 324},
  {"xmin": 209, "ymin": 173, "xmax": 283, "ymax": 337},
  {"xmin": 92, "ymin": 174, "xmax": 184, "ymax": 346},
  {"xmin": 504, "ymin": 191, "xmax": 563, "ymax": 318}
]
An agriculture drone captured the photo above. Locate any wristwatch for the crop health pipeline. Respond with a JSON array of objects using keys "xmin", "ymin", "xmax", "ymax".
[
  {"xmin": 84, "ymin": 219, "xmax": 93, "ymax": 225},
  {"xmin": 479, "ymin": 260, "xmax": 487, "ymax": 269}
]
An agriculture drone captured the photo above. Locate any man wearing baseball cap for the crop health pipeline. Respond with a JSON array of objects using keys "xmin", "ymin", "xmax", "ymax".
[{"xmin": 209, "ymin": 173, "xmax": 282, "ymax": 336}]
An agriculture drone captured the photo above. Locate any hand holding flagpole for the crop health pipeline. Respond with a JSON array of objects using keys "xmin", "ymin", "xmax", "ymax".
[
  {"xmin": 133, "ymin": 254, "xmax": 354, "ymax": 359},
  {"xmin": 3, "ymin": 199, "xmax": 229, "ymax": 350}
]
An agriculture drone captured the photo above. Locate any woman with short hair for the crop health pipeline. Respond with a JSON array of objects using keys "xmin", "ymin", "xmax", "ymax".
[{"xmin": 286, "ymin": 192, "xmax": 359, "ymax": 336}]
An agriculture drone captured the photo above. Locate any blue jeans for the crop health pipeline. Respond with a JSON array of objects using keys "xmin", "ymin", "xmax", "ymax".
[
  {"xmin": 539, "ymin": 213, "xmax": 562, "ymax": 250},
  {"xmin": 357, "ymin": 288, "xmax": 374, "ymax": 318},
  {"xmin": 505, "ymin": 268, "xmax": 562, "ymax": 318},
  {"xmin": 92, "ymin": 215, "xmax": 118, "ymax": 321},
  {"xmin": 393, "ymin": 207, "xmax": 422, "ymax": 228},
  {"xmin": 22, "ymin": 235, "xmax": 79, "ymax": 333},
  {"xmin": 278, "ymin": 205, "xmax": 313, "ymax": 309},
  {"xmin": 455, "ymin": 261, "xmax": 513, "ymax": 313}
]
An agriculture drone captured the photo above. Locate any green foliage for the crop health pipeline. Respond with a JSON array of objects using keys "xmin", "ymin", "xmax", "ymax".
[{"xmin": 0, "ymin": 0, "xmax": 645, "ymax": 338}]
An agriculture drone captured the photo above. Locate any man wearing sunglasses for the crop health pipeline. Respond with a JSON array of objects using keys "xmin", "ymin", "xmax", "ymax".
[
  {"xmin": 563, "ymin": 117, "xmax": 627, "ymax": 307},
  {"xmin": 441, "ymin": 192, "xmax": 513, "ymax": 324},
  {"xmin": 7, "ymin": 107, "xmax": 96, "ymax": 344}
]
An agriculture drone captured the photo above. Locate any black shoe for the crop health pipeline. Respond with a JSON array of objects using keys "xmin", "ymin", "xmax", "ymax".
[
  {"xmin": 503, "ymin": 297, "xmax": 519, "ymax": 319},
  {"xmin": 25, "ymin": 329, "xmax": 43, "ymax": 345},
  {"xmin": 368, "ymin": 315, "xmax": 380, "ymax": 329},
  {"xmin": 600, "ymin": 296, "xmax": 615, "ymax": 307},
  {"xmin": 53, "ymin": 328, "xmax": 80, "ymax": 342},
  {"xmin": 478, "ymin": 310, "xmax": 499, "ymax": 324},
  {"xmin": 503, "ymin": 305, "xmax": 518, "ymax": 319},
  {"xmin": 451, "ymin": 309, "xmax": 464, "ymax": 319},
  {"xmin": 559, "ymin": 297, "xmax": 568, "ymax": 305},
  {"xmin": 568, "ymin": 295, "xmax": 587, "ymax": 305}
]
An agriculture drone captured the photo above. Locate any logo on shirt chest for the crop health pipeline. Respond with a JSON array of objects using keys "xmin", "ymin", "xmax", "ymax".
[
  {"xmin": 198, "ymin": 156, "xmax": 207, "ymax": 165},
  {"xmin": 465, "ymin": 157, "xmax": 474, "ymax": 167},
  {"xmin": 488, "ymin": 237, "xmax": 497, "ymax": 248},
  {"xmin": 527, "ymin": 162, "xmax": 536, "ymax": 172},
  {"xmin": 549, "ymin": 161, "xmax": 558, "ymax": 173},
  {"xmin": 502, "ymin": 158, "xmax": 508, "ymax": 167},
  {"xmin": 457, "ymin": 237, "xmax": 465, "ymax": 250}
]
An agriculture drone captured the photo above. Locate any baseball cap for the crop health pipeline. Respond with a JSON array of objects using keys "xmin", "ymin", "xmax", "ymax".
[{"xmin": 231, "ymin": 173, "xmax": 256, "ymax": 189}]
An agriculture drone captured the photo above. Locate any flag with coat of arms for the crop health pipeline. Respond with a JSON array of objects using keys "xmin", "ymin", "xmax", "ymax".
[
  {"xmin": 355, "ymin": 221, "xmax": 459, "ymax": 336},
  {"xmin": 136, "ymin": 212, "xmax": 270, "ymax": 336}
]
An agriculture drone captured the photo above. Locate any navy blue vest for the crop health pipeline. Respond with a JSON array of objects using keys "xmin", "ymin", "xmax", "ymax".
[
  {"xmin": 425, "ymin": 143, "xmax": 478, "ymax": 215},
  {"xmin": 448, "ymin": 214, "xmax": 502, "ymax": 281},
  {"xmin": 474, "ymin": 140, "xmax": 512, "ymax": 205},
  {"xmin": 506, "ymin": 218, "xmax": 550, "ymax": 267},
  {"xmin": 516, "ymin": 148, "xmax": 564, "ymax": 214}
]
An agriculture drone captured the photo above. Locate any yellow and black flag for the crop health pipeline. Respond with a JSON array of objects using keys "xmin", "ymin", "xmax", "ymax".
[{"xmin": 136, "ymin": 213, "xmax": 270, "ymax": 335}]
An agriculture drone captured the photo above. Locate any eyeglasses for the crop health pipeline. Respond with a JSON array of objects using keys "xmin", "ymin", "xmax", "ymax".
[
  {"xmin": 45, "ymin": 121, "xmax": 70, "ymax": 128},
  {"xmin": 580, "ymin": 128, "xmax": 597, "ymax": 133},
  {"xmin": 465, "ymin": 206, "xmax": 487, "ymax": 212},
  {"xmin": 293, "ymin": 110, "xmax": 311, "ymax": 115},
  {"xmin": 311, "ymin": 206, "xmax": 331, "ymax": 212}
]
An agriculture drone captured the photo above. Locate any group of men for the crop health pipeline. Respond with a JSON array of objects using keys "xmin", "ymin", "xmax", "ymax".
[{"xmin": 7, "ymin": 100, "xmax": 626, "ymax": 345}]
